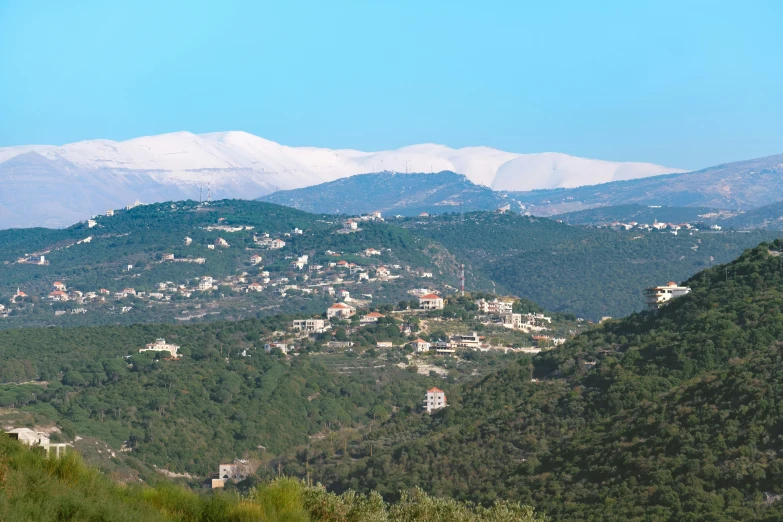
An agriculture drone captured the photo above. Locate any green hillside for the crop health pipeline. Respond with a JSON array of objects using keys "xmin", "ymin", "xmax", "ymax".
[
  {"xmin": 403, "ymin": 212, "xmax": 776, "ymax": 320},
  {"xmin": 0, "ymin": 199, "xmax": 472, "ymax": 329},
  {"xmin": 258, "ymin": 171, "xmax": 510, "ymax": 216},
  {"xmin": 2, "ymin": 199, "xmax": 776, "ymax": 325},
  {"xmin": 305, "ymin": 241, "xmax": 783, "ymax": 520},
  {"xmin": 553, "ymin": 204, "xmax": 720, "ymax": 227},
  {"xmin": 0, "ymin": 436, "xmax": 543, "ymax": 522}
]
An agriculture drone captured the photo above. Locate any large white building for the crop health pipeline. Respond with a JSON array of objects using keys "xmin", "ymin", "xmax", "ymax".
[
  {"xmin": 292, "ymin": 318, "xmax": 327, "ymax": 332},
  {"xmin": 418, "ymin": 293, "xmax": 444, "ymax": 310},
  {"xmin": 644, "ymin": 282, "xmax": 691, "ymax": 310},
  {"xmin": 423, "ymin": 387, "xmax": 447, "ymax": 413},
  {"xmin": 475, "ymin": 298, "xmax": 514, "ymax": 315},
  {"xmin": 139, "ymin": 338, "xmax": 181, "ymax": 358}
]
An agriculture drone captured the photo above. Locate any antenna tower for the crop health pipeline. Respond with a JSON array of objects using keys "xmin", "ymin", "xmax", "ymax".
[
  {"xmin": 460, "ymin": 264, "xmax": 465, "ymax": 296},
  {"xmin": 207, "ymin": 186, "xmax": 212, "ymax": 203},
  {"xmin": 199, "ymin": 185, "xmax": 203, "ymax": 203}
]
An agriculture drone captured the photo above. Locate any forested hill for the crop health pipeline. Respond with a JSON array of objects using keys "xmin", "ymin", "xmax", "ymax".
[
  {"xmin": 402, "ymin": 211, "xmax": 777, "ymax": 320},
  {"xmin": 316, "ymin": 241, "xmax": 783, "ymax": 520},
  {"xmin": 258, "ymin": 171, "xmax": 510, "ymax": 216}
]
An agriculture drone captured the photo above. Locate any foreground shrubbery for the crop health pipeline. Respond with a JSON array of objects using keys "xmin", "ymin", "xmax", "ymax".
[{"xmin": 0, "ymin": 437, "xmax": 543, "ymax": 521}]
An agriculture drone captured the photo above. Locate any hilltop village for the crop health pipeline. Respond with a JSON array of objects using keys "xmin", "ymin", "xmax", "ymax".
[{"xmin": 0, "ymin": 204, "xmax": 458, "ymax": 324}]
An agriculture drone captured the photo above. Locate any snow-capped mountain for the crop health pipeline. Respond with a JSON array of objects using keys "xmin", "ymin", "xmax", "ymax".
[{"xmin": 0, "ymin": 131, "xmax": 683, "ymax": 228}]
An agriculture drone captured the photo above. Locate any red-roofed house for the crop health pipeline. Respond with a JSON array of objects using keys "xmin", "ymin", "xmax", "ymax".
[
  {"xmin": 53, "ymin": 281, "xmax": 66, "ymax": 291},
  {"xmin": 418, "ymin": 293, "xmax": 444, "ymax": 310},
  {"xmin": 424, "ymin": 387, "xmax": 446, "ymax": 412},
  {"xmin": 327, "ymin": 302, "xmax": 355, "ymax": 319},
  {"xmin": 360, "ymin": 312, "xmax": 385, "ymax": 324},
  {"xmin": 48, "ymin": 290, "xmax": 69, "ymax": 302},
  {"xmin": 411, "ymin": 338, "xmax": 431, "ymax": 352}
]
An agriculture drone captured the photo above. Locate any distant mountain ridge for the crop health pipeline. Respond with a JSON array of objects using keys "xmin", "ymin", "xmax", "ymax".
[
  {"xmin": 0, "ymin": 131, "xmax": 681, "ymax": 228},
  {"xmin": 258, "ymin": 171, "xmax": 510, "ymax": 216},
  {"xmin": 511, "ymin": 153, "xmax": 783, "ymax": 215}
]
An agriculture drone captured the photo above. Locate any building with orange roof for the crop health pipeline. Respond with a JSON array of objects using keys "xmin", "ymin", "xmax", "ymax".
[
  {"xmin": 327, "ymin": 302, "xmax": 355, "ymax": 319},
  {"xmin": 424, "ymin": 387, "xmax": 446, "ymax": 412},
  {"xmin": 360, "ymin": 311, "xmax": 385, "ymax": 324},
  {"xmin": 411, "ymin": 338, "xmax": 431, "ymax": 352},
  {"xmin": 418, "ymin": 293, "xmax": 444, "ymax": 310}
]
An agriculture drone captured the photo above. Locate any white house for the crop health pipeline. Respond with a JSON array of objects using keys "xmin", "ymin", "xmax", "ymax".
[
  {"xmin": 644, "ymin": 282, "xmax": 691, "ymax": 310},
  {"xmin": 248, "ymin": 282, "xmax": 263, "ymax": 292},
  {"xmin": 345, "ymin": 219, "xmax": 358, "ymax": 230},
  {"xmin": 198, "ymin": 277, "xmax": 214, "ymax": 291},
  {"xmin": 360, "ymin": 312, "xmax": 384, "ymax": 324},
  {"xmin": 327, "ymin": 302, "xmax": 355, "ymax": 318},
  {"xmin": 418, "ymin": 293, "xmax": 444, "ymax": 310},
  {"xmin": 215, "ymin": 238, "xmax": 230, "ymax": 248},
  {"xmin": 292, "ymin": 318, "xmax": 327, "ymax": 332},
  {"xmin": 339, "ymin": 289, "xmax": 350, "ymax": 300},
  {"xmin": 48, "ymin": 291, "xmax": 69, "ymax": 302},
  {"xmin": 423, "ymin": 387, "xmax": 447, "ymax": 413},
  {"xmin": 6, "ymin": 428, "xmax": 68, "ymax": 457},
  {"xmin": 411, "ymin": 338, "xmax": 431, "ymax": 352},
  {"xmin": 475, "ymin": 298, "xmax": 514, "ymax": 315},
  {"xmin": 269, "ymin": 239, "xmax": 286, "ymax": 249},
  {"xmin": 139, "ymin": 338, "xmax": 181, "ymax": 359},
  {"xmin": 265, "ymin": 342, "xmax": 289, "ymax": 354}
]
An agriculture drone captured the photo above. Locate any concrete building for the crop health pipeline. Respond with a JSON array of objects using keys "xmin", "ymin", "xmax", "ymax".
[
  {"xmin": 218, "ymin": 460, "xmax": 249, "ymax": 482},
  {"xmin": 418, "ymin": 293, "xmax": 444, "ymax": 310},
  {"xmin": 644, "ymin": 282, "xmax": 691, "ymax": 310},
  {"xmin": 423, "ymin": 387, "xmax": 447, "ymax": 413},
  {"xmin": 292, "ymin": 318, "xmax": 327, "ymax": 332},
  {"xmin": 139, "ymin": 338, "xmax": 181, "ymax": 358},
  {"xmin": 451, "ymin": 332, "xmax": 482, "ymax": 349},
  {"xmin": 6, "ymin": 428, "xmax": 68, "ymax": 457}
]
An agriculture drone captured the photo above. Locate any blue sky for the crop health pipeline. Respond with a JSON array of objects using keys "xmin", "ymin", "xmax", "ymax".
[{"xmin": 0, "ymin": 0, "xmax": 781, "ymax": 169}]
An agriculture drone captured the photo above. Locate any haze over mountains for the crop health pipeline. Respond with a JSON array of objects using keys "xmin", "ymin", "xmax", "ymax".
[
  {"xmin": 0, "ymin": 131, "xmax": 682, "ymax": 228},
  {"xmin": 514, "ymin": 154, "xmax": 783, "ymax": 215}
]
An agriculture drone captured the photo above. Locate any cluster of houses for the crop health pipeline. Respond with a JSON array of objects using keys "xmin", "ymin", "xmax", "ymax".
[
  {"xmin": 474, "ymin": 298, "xmax": 554, "ymax": 332},
  {"xmin": 340, "ymin": 212, "xmax": 384, "ymax": 233},
  {"xmin": 599, "ymin": 219, "xmax": 723, "ymax": 234}
]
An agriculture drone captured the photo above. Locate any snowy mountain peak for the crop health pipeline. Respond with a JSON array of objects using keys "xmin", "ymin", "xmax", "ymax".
[{"xmin": 0, "ymin": 131, "xmax": 685, "ymax": 228}]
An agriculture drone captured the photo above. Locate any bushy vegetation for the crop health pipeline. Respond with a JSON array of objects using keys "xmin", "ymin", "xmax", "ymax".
[
  {"xmin": 312, "ymin": 241, "xmax": 783, "ymax": 520},
  {"xmin": 404, "ymin": 211, "xmax": 777, "ymax": 319},
  {"xmin": 0, "ymin": 315, "xmax": 447, "ymax": 476},
  {"xmin": 0, "ymin": 435, "xmax": 544, "ymax": 521}
]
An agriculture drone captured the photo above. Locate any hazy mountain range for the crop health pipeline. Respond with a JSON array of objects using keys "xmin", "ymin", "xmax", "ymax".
[
  {"xmin": 0, "ymin": 131, "xmax": 682, "ymax": 228},
  {"xmin": 512, "ymin": 154, "xmax": 783, "ymax": 215}
]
